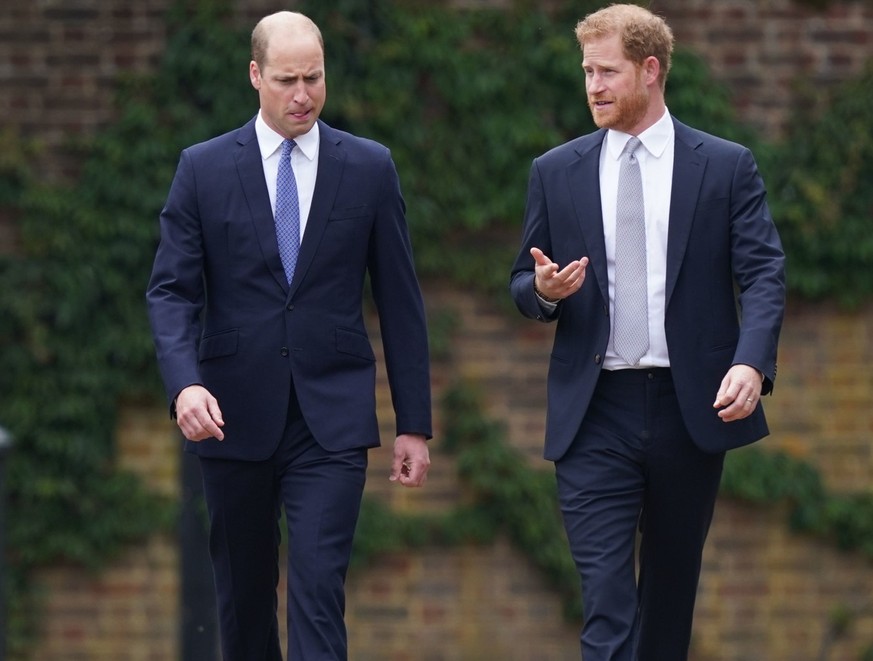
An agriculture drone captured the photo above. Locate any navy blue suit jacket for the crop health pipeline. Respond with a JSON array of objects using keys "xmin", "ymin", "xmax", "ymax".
[
  {"xmin": 511, "ymin": 118, "xmax": 785, "ymax": 461},
  {"xmin": 147, "ymin": 118, "xmax": 432, "ymax": 460}
]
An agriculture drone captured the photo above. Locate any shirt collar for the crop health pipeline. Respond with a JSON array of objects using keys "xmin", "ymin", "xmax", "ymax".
[
  {"xmin": 606, "ymin": 107, "xmax": 674, "ymax": 160},
  {"xmin": 255, "ymin": 111, "xmax": 320, "ymax": 162}
]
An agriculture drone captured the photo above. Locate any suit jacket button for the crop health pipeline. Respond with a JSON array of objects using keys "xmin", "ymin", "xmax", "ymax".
[
  {"xmin": 594, "ymin": 354, "xmax": 602, "ymax": 364},
  {"xmin": 286, "ymin": 304, "xmax": 294, "ymax": 311},
  {"xmin": 280, "ymin": 347, "xmax": 289, "ymax": 357}
]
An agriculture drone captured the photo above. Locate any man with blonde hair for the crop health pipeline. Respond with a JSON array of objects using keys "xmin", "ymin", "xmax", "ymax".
[
  {"xmin": 511, "ymin": 4, "xmax": 784, "ymax": 659},
  {"xmin": 148, "ymin": 11, "xmax": 432, "ymax": 659}
]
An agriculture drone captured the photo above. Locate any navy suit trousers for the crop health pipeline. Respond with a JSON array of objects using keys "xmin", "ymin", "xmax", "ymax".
[
  {"xmin": 555, "ymin": 368, "xmax": 724, "ymax": 661},
  {"xmin": 199, "ymin": 386, "xmax": 368, "ymax": 661}
]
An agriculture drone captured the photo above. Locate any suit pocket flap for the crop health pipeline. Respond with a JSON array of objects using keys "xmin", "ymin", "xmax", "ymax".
[
  {"xmin": 329, "ymin": 205, "xmax": 370, "ymax": 221},
  {"xmin": 199, "ymin": 329, "xmax": 239, "ymax": 361},
  {"xmin": 335, "ymin": 327, "xmax": 375, "ymax": 361}
]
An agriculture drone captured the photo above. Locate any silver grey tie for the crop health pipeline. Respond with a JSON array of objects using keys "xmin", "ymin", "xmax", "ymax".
[{"xmin": 613, "ymin": 137, "xmax": 649, "ymax": 366}]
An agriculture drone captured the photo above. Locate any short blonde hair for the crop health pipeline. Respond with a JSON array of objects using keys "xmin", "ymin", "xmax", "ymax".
[{"xmin": 575, "ymin": 4, "xmax": 674, "ymax": 91}]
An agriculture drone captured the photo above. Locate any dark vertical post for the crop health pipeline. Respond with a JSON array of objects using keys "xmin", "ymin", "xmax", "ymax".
[
  {"xmin": 0, "ymin": 425, "xmax": 12, "ymax": 661},
  {"xmin": 180, "ymin": 442, "xmax": 219, "ymax": 661}
]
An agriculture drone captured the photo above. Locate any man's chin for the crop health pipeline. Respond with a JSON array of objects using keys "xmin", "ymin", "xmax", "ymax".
[
  {"xmin": 588, "ymin": 105, "xmax": 614, "ymax": 129},
  {"xmin": 284, "ymin": 119, "xmax": 316, "ymax": 138},
  {"xmin": 590, "ymin": 114, "xmax": 616, "ymax": 130}
]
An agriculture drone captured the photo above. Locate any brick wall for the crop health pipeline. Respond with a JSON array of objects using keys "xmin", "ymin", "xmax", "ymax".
[
  {"xmin": 5, "ymin": 0, "xmax": 873, "ymax": 659},
  {"xmin": 656, "ymin": 0, "xmax": 873, "ymax": 138},
  {"xmin": 3, "ymin": 0, "xmax": 873, "ymax": 171},
  {"xmin": 0, "ymin": 0, "xmax": 170, "ymax": 181}
]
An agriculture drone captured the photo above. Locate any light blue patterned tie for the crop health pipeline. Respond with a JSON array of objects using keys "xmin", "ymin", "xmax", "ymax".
[
  {"xmin": 275, "ymin": 139, "xmax": 300, "ymax": 284},
  {"xmin": 613, "ymin": 137, "xmax": 649, "ymax": 366}
]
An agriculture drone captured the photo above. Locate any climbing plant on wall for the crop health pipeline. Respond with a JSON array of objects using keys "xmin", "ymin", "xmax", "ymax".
[{"xmin": 762, "ymin": 62, "xmax": 873, "ymax": 307}]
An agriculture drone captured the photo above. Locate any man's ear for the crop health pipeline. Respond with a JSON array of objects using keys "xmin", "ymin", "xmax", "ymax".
[
  {"xmin": 249, "ymin": 61, "xmax": 261, "ymax": 90},
  {"xmin": 643, "ymin": 56, "xmax": 660, "ymax": 86}
]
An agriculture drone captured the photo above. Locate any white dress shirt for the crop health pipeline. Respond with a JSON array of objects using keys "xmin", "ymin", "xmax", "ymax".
[
  {"xmin": 255, "ymin": 111, "xmax": 320, "ymax": 239},
  {"xmin": 601, "ymin": 108, "xmax": 674, "ymax": 370}
]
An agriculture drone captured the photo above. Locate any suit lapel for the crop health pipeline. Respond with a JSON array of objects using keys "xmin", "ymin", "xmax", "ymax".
[
  {"xmin": 568, "ymin": 132, "xmax": 609, "ymax": 306},
  {"xmin": 234, "ymin": 118, "xmax": 290, "ymax": 292},
  {"xmin": 289, "ymin": 120, "xmax": 344, "ymax": 297},
  {"xmin": 666, "ymin": 120, "xmax": 706, "ymax": 307}
]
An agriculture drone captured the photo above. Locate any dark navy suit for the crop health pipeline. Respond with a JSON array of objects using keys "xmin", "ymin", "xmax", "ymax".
[
  {"xmin": 147, "ymin": 117, "xmax": 431, "ymax": 659},
  {"xmin": 511, "ymin": 118, "xmax": 784, "ymax": 659}
]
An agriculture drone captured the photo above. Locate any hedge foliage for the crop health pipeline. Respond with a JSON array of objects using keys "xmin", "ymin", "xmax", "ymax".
[
  {"xmin": 0, "ymin": 0, "xmax": 871, "ymax": 655},
  {"xmin": 762, "ymin": 63, "xmax": 873, "ymax": 306}
]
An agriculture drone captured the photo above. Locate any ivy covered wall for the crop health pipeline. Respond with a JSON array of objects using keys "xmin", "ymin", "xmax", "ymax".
[{"xmin": 1, "ymin": 0, "xmax": 872, "ymax": 658}]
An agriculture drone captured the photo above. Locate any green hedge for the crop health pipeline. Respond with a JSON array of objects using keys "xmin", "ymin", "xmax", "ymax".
[{"xmin": 762, "ymin": 62, "xmax": 873, "ymax": 306}]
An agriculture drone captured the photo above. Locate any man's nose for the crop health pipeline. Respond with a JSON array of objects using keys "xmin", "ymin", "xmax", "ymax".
[
  {"xmin": 587, "ymin": 73, "xmax": 605, "ymax": 93},
  {"xmin": 291, "ymin": 81, "xmax": 309, "ymax": 103}
]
